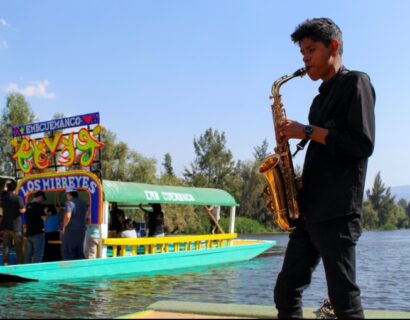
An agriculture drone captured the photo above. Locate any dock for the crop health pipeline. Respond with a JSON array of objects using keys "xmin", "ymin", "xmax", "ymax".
[{"xmin": 117, "ymin": 300, "xmax": 410, "ymax": 319}]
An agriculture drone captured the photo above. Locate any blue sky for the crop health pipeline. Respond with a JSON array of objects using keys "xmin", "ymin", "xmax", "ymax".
[{"xmin": 0, "ymin": 1, "xmax": 409, "ymax": 189}]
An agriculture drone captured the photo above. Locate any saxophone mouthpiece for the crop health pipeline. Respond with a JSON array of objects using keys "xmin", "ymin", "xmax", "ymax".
[{"xmin": 295, "ymin": 67, "xmax": 307, "ymax": 77}]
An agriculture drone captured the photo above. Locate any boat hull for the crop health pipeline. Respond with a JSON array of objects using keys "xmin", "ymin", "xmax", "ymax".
[{"xmin": 0, "ymin": 240, "xmax": 275, "ymax": 282}]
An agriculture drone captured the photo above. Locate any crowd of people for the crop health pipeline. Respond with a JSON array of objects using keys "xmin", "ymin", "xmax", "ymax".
[
  {"xmin": 0, "ymin": 181, "xmax": 90, "ymax": 264},
  {"xmin": 0, "ymin": 180, "xmax": 167, "ymax": 265},
  {"xmin": 0, "ymin": 179, "xmax": 230, "ymax": 267}
]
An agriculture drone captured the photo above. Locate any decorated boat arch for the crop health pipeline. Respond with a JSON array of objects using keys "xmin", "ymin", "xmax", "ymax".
[{"xmin": 0, "ymin": 113, "xmax": 275, "ymax": 282}]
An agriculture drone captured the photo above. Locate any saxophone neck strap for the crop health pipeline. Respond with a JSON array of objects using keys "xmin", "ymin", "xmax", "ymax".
[{"xmin": 292, "ymin": 138, "xmax": 309, "ymax": 158}]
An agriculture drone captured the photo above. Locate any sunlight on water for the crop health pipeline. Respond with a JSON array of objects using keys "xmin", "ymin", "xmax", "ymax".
[{"xmin": 0, "ymin": 230, "xmax": 409, "ymax": 318}]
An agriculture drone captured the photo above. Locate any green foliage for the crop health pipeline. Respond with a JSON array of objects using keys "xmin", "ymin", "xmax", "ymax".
[
  {"xmin": 0, "ymin": 93, "xmax": 36, "ymax": 175},
  {"xmin": 162, "ymin": 204, "xmax": 201, "ymax": 234},
  {"xmin": 362, "ymin": 200, "xmax": 379, "ymax": 229},
  {"xmin": 220, "ymin": 216, "xmax": 268, "ymax": 234},
  {"xmin": 101, "ymin": 128, "xmax": 157, "ymax": 183},
  {"xmin": 253, "ymin": 139, "xmax": 269, "ymax": 161},
  {"xmin": 366, "ymin": 171, "xmax": 396, "ymax": 226},
  {"xmin": 162, "ymin": 153, "xmax": 175, "ymax": 177},
  {"xmin": 183, "ymin": 128, "xmax": 235, "ymax": 189},
  {"xmin": 364, "ymin": 172, "xmax": 410, "ymax": 230},
  {"xmin": 232, "ymin": 160, "xmax": 274, "ymax": 228},
  {"xmin": 381, "ymin": 223, "xmax": 396, "ymax": 231},
  {"xmin": 386, "ymin": 205, "xmax": 408, "ymax": 229}
]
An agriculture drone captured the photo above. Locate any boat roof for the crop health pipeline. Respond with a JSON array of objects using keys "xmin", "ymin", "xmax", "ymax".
[
  {"xmin": 103, "ymin": 180, "xmax": 239, "ymax": 207},
  {"xmin": 0, "ymin": 175, "xmax": 15, "ymax": 181}
]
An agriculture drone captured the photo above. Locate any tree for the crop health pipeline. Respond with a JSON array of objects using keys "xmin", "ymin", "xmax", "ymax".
[
  {"xmin": 233, "ymin": 159, "xmax": 274, "ymax": 227},
  {"xmin": 126, "ymin": 151, "xmax": 157, "ymax": 183},
  {"xmin": 0, "ymin": 93, "xmax": 36, "ymax": 175},
  {"xmin": 101, "ymin": 128, "xmax": 157, "ymax": 183},
  {"xmin": 162, "ymin": 153, "xmax": 175, "ymax": 177},
  {"xmin": 407, "ymin": 203, "xmax": 410, "ymax": 220},
  {"xmin": 100, "ymin": 128, "xmax": 118, "ymax": 179},
  {"xmin": 397, "ymin": 198, "xmax": 408, "ymax": 212},
  {"xmin": 366, "ymin": 171, "xmax": 386, "ymax": 212},
  {"xmin": 162, "ymin": 204, "xmax": 202, "ymax": 234},
  {"xmin": 183, "ymin": 128, "xmax": 235, "ymax": 189},
  {"xmin": 366, "ymin": 171, "xmax": 396, "ymax": 227},
  {"xmin": 386, "ymin": 205, "xmax": 409, "ymax": 229},
  {"xmin": 253, "ymin": 139, "xmax": 269, "ymax": 161},
  {"xmin": 362, "ymin": 200, "xmax": 379, "ymax": 229}
]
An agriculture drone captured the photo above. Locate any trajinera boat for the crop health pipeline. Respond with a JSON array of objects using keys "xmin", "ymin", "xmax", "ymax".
[{"xmin": 0, "ymin": 112, "xmax": 275, "ymax": 282}]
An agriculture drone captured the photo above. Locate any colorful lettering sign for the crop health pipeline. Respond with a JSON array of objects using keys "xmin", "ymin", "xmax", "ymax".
[
  {"xmin": 18, "ymin": 170, "xmax": 103, "ymax": 224},
  {"xmin": 12, "ymin": 112, "xmax": 100, "ymax": 137},
  {"xmin": 11, "ymin": 125, "xmax": 104, "ymax": 174},
  {"xmin": 143, "ymin": 190, "xmax": 196, "ymax": 202}
]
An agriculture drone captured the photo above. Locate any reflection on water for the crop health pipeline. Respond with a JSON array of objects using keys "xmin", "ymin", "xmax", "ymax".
[{"xmin": 1, "ymin": 230, "xmax": 410, "ymax": 318}]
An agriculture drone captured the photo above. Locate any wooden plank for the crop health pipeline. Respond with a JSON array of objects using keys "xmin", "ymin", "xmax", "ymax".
[{"xmin": 121, "ymin": 300, "xmax": 410, "ymax": 319}]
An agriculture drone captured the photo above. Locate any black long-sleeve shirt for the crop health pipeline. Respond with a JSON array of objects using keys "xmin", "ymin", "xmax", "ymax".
[{"xmin": 299, "ymin": 66, "xmax": 376, "ymax": 223}]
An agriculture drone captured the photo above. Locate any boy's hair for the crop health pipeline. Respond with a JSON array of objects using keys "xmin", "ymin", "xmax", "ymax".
[{"xmin": 291, "ymin": 18, "xmax": 343, "ymax": 55}]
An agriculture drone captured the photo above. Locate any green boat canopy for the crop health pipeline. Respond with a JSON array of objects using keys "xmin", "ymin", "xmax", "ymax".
[
  {"xmin": 0, "ymin": 175, "xmax": 15, "ymax": 182},
  {"xmin": 103, "ymin": 180, "xmax": 238, "ymax": 207}
]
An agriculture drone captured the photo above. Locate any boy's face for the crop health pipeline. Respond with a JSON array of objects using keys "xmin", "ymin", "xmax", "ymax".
[{"xmin": 299, "ymin": 37, "xmax": 339, "ymax": 81}]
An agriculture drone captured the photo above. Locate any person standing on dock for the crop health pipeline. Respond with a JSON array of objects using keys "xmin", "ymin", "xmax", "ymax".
[
  {"xmin": 1, "ymin": 180, "xmax": 26, "ymax": 265},
  {"xmin": 61, "ymin": 187, "xmax": 88, "ymax": 260},
  {"xmin": 273, "ymin": 18, "xmax": 375, "ymax": 319}
]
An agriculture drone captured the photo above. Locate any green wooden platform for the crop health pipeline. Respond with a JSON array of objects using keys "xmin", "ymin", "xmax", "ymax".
[{"xmin": 117, "ymin": 300, "xmax": 410, "ymax": 319}]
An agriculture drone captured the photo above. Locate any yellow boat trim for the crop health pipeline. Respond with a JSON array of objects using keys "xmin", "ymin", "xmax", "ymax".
[
  {"xmin": 103, "ymin": 233, "xmax": 237, "ymax": 257},
  {"xmin": 232, "ymin": 239, "xmax": 264, "ymax": 246}
]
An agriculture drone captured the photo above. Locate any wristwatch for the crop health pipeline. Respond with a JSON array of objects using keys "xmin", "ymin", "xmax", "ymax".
[{"xmin": 304, "ymin": 125, "xmax": 314, "ymax": 139}]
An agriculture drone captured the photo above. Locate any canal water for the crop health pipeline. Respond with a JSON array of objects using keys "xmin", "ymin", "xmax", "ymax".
[{"xmin": 0, "ymin": 229, "xmax": 409, "ymax": 318}]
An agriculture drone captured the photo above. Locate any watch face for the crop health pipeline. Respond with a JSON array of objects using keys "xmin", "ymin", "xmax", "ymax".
[
  {"xmin": 304, "ymin": 125, "xmax": 313, "ymax": 139},
  {"xmin": 304, "ymin": 125, "xmax": 313, "ymax": 134}
]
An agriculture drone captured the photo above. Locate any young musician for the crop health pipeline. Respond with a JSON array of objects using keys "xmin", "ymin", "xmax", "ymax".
[{"xmin": 273, "ymin": 18, "xmax": 376, "ymax": 318}]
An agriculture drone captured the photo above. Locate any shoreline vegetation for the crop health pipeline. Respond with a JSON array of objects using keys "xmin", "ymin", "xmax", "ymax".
[{"xmin": 1, "ymin": 94, "xmax": 409, "ymax": 235}]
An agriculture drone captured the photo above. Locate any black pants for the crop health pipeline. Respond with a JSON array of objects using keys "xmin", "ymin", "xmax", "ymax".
[
  {"xmin": 274, "ymin": 216, "xmax": 364, "ymax": 319},
  {"xmin": 62, "ymin": 229, "xmax": 85, "ymax": 260},
  {"xmin": 44, "ymin": 231, "xmax": 62, "ymax": 262}
]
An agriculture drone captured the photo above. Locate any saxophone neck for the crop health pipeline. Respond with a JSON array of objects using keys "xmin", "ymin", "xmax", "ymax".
[{"xmin": 271, "ymin": 67, "xmax": 307, "ymax": 97}]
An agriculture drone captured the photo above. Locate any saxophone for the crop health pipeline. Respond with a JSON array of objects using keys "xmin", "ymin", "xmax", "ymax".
[{"xmin": 259, "ymin": 67, "xmax": 307, "ymax": 231}]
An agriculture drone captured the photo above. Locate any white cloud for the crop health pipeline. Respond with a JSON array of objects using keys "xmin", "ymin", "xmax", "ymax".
[
  {"xmin": 0, "ymin": 40, "xmax": 8, "ymax": 49},
  {"xmin": 3, "ymin": 80, "xmax": 56, "ymax": 99},
  {"xmin": 0, "ymin": 18, "xmax": 10, "ymax": 27}
]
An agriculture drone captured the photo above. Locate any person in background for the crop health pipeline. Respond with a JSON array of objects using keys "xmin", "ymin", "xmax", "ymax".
[
  {"xmin": 118, "ymin": 218, "xmax": 138, "ymax": 256},
  {"xmin": 61, "ymin": 187, "xmax": 88, "ymax": 260},
  {"xmin": 25, "ymin": 191, "xmax": 47, "ymax": 263},
  {"xmin": 0, "ymin": 214, "xmax": 4, "ymax": 240},
  {"xmin": 273, "ymin": 18, "xmax": 375, "ymax": 319},
  {"xmin": 43, "ymin": 204, "xmax": 63, "ymax": 262},
  {"xmin": 84, "ymin": 211, "xmax": 100, "ymax": 259},
  {"xmin": 120, "ymin": 219, "xmax": 138, "ymax": 238},
  {"xmin": 206, "ymin": 205, "xmax": 221, "ymax": 234},
  {"xmin": 110, "ymin": 202, "xmax": 125, "ymax": 236},
  {"xmin": 139, "ymin": 203, "xmax": 165, "ymax": 237},
  {"xmin": 1, "ymin": 180, "xmax": 25, "ymax": 265}
]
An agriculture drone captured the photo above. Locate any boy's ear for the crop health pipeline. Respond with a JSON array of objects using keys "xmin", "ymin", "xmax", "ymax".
[{"xmin": 330, "ymin": 39, "xmax": 340, "ymax": 56}]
